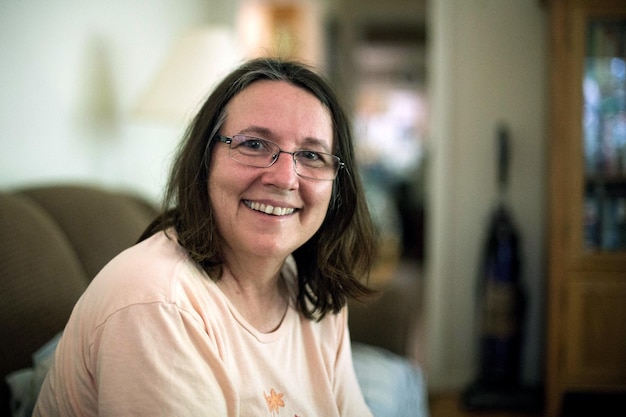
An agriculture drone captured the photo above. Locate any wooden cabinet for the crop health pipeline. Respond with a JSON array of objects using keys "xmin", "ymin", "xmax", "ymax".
[{"xmin": 548, "ymin": 0, "xmax": 626, "ymax": 416}]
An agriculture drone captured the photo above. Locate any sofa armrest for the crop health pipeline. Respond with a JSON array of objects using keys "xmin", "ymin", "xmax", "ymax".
[{"xmin": 349, "ymin": 268, "xmax": 421, "ymax": 357}]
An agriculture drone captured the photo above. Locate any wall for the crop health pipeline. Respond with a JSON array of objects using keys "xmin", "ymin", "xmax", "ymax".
[
  {"xmin": 0, "ymin": 0, "xmax": 237, "ymax": 202},
  {"xmin": 425, "ymin": 0, "xmax": 548, "ymax": 390}
]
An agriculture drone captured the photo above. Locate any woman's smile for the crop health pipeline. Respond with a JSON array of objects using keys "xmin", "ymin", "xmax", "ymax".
[{"xmin": 244, "ymin": 199, "xmax": 296, "ymax": 216}]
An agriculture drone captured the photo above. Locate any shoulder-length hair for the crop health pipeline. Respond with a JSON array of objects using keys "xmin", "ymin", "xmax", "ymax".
[{"xmin": 140, "ymin": 57, "xmax": 378, "ymax": 320}]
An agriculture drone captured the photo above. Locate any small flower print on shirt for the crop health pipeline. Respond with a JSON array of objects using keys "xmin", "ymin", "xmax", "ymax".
[{"xmin": 264, "ymin": 388, "xmax": 285, "ymax": 415}]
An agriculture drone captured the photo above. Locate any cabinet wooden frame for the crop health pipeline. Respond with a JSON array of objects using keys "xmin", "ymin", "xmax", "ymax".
[{"xmin": 547, "ymin": 0, "xmax": 626, "ymax": 416}]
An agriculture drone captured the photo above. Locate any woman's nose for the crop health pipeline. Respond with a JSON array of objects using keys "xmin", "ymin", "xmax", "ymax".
[{"xmin": 263, "ymin": 151, "xmax": 299, "ymax": 189}]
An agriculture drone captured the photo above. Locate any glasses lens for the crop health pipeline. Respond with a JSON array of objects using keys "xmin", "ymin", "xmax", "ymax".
[
  {"xmin": 294, "ymin": 151, "xmax": 340, "ymax": 180},
  {"xmin": 229, "ymin": 135, "xmax": 277, "ymax": 167}
]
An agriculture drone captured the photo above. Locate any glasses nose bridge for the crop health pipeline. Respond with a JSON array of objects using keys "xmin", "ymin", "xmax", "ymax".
[{"xmin": 270, "ymin": 148, "xmax": 298, "ymax": 167}]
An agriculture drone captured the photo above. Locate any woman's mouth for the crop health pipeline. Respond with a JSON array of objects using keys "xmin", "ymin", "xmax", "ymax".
[{"xmin": 244, "ymin": 200, "xmax": 296, "ymax": 216}]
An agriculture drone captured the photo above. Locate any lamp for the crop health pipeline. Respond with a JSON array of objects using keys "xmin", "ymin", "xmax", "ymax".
[{"xmin": 134, "ymin": 26, "xmax": 243, "ymax": 125}]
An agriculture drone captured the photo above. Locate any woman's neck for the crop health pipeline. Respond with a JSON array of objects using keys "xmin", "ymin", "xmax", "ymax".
[{"xmin": 218, "ymin": 260, "xmax": 290, "ymax": 333}]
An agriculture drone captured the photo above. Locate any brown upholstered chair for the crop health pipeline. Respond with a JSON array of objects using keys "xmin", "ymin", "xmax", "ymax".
[{"xmin": 0, "ymin": 184, "xmax": 156, "ymax": 415}]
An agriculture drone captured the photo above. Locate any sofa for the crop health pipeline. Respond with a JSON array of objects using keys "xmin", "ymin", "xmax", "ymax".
[{"xmin": 0, "ymin": 184, "xmax": 427, "ymax": 417}]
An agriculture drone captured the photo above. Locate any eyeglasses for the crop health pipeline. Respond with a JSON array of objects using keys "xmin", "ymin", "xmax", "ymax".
[{"xmin": 215, "ymin": 135, "xmax": 344, "ymax": 181}]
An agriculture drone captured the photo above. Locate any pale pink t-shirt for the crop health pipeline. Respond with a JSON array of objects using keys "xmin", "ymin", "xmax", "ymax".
[{"xmin": 33, "ymin": 231, "xmax": 372, "ymax": 417}]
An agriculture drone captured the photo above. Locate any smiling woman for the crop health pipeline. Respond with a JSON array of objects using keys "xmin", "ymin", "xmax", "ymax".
[{"xmin": 33, "ymin": 57, "xmax": 379, "ymax": 417}]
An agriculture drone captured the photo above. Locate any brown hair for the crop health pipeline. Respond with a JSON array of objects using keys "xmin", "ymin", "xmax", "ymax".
[{"xmin": 140, "ymin": 57, "xmax": 378, "ymax": 320}]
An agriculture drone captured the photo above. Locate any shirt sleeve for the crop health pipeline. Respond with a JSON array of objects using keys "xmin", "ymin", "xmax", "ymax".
[{"xmin": 91, "ymin": 301, "xmax": 237, "ymax": 417}]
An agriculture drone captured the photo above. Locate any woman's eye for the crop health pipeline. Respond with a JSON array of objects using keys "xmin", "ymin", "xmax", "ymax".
[
  {"xmin": 300, "ymin": 150, "xmax": 322, "ymax": 161},
  {"xmin": 242, "ymin": 139, "xmax": 266, "ymax": 151}
]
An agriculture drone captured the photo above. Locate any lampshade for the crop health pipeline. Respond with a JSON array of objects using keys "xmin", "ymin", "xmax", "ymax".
[{"xmin": 134, "ymin": 26, "xmax": 243, "ymax": 124}]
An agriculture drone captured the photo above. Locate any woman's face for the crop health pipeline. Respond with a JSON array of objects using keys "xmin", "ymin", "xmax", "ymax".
[{"xmin": 208, "ymin": 80, "xmax": 335, "ymax": 261}]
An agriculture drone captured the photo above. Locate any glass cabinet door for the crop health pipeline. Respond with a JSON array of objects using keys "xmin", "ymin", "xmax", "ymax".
[
  {"xmin": 583, "ymin": 19, "xmax": 626, "ymax": 252},
  {"xmin": 548, "ymin": 3, "xmax": 626, "ymax": 416}
]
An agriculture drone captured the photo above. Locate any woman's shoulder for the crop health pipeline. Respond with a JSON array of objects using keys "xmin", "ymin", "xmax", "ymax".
[
  {"xmin": 97, "ymin": 230, "xmax": 187, "ymax": 285},
  {"xmin": 78, "ymin": 231, "xmax": 207, "ymax": 320}
]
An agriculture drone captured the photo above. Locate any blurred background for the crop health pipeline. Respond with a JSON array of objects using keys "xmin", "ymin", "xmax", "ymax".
[{"xmin": 0, "ymin": 0, "xmax": 547, "ymax": 401}]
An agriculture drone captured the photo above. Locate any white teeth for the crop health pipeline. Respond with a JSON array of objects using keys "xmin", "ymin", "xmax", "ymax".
[{"xmin": 246, "ymin": 201, "xmax": 295, "ymax": 216}]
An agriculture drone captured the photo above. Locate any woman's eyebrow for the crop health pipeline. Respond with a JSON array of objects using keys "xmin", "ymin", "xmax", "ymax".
[
  {"xmin": 239, "ymin": 126, "xmax": 332, "ymax": 152},
  {"xmin": 238, "ymin": 126, "xmax": 273, "ymax": 138},
  {"xmin": 300, "ymin": 137, "xmax": 332, "ymax": 153}
]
